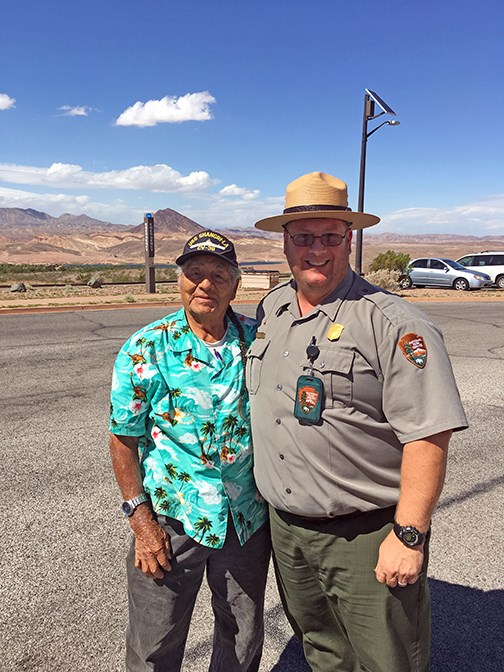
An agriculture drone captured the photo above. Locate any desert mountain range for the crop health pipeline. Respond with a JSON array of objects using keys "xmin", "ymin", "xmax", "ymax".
[{"xmin": 1, "ymin": 207, "xmax": 503, "ymax": 271}]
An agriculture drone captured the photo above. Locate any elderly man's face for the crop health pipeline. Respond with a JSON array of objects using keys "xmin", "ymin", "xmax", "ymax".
[
  {"xmin": 283, "ymin": 218, "xmax": 352, "ymax": 304},
  {"xmin": 179, "ymin": 255, "xmax": 238, "ymax": 323}
]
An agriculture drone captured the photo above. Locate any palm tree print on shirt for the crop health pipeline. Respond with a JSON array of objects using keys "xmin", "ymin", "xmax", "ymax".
[
  {"xmin": 200, "ymin": 421, "xmax": 216, "ymax": 464},
  {"xmin": 154, "ymin": 486, "xmax": 167, "ymax": 505},
  {"xmin": 194, "ymin": 516, "xmax": 213, "ymax": 541},
  {"xmin": 206, "ymin": 533, "xmax": 221, "ymax": 547},
  {"xmin": 164, "ymin": 462, "xmax": 178, "ymax": 483}
]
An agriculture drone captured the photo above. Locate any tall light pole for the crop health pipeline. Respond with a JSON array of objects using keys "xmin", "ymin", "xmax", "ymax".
[{"xmin": 355, "ymin": 89, "xmax": 399, "ymax": 276}]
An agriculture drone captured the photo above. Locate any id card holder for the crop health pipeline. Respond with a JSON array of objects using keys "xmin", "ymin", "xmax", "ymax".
[{"xmin": 294, "ymin": 375, "xmax": 324, "ymax": 424}]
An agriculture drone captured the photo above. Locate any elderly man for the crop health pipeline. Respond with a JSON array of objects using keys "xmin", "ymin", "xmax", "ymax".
[
  {"xmin": 247, "ymin": 172, "xmax": 468, "ymax": 672},
  {"xmin": 109, "ymin": 230, "xmax": 270, "ymax": 672}
]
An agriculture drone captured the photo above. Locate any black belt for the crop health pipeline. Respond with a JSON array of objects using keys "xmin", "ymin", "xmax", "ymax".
[{"xmin": 274, "ymin": 505, "xmax": 396, "ymax": 529}]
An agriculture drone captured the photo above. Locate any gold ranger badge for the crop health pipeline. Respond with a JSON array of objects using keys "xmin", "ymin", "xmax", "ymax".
[{"xmin": 326, "ymin": 324, "xmax": 344, "ymax": 341}]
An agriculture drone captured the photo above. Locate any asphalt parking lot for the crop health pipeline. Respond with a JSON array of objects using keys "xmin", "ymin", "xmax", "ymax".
[{"xmin": 1, "ymin": 302, "xmax": 503, "ymax": 672}]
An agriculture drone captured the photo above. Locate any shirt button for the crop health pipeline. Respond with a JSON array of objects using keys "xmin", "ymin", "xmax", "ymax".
[
  {"xmin": 275, "ymin": 418, "xmax": 281, "ymax": 425},
  {"xmin": 283, "ymin": 351, "xmax": 289, "ymax": 357},
  {"xmin": 286, "ymin": 488, "xmax": 292, "ymax": 494},
  {"xmin": 276, "ymin": 384, "xmax": 283, "ymax": 390},
  {"xmin": 320, "ymin": 362, "xmax": 325, "ymax": 369},
  {"xmin": 279, "ymin": 454, "xmax": 285, "ymax": 460}
]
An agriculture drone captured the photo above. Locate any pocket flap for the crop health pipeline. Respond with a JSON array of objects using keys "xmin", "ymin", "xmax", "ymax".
[{"xmin": 313, "ymin": 346, "xmax": 354, "ymax": 375}]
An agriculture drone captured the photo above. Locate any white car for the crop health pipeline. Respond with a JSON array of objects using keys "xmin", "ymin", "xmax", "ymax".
[
  {"xmin": 456, "ymin": 251, "xmax": 504, "ymax": 289},
  {"xmin": 399, "ymin": 257, "xmax": 492, "ymax": 291}
]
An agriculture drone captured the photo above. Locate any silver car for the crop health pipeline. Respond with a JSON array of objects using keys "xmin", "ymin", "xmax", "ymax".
[{"xmin": 399, "ymin": 257, "xmax": 492, "ymax": 291}]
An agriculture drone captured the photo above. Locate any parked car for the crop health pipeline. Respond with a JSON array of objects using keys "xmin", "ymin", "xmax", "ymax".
[
  {"xmin": 399, "ymin": 257, "xmax": 492, "ymax": 291},
  {"xmin": 456, "ymin": 251, "xmax": 504, "ymax": 288}
]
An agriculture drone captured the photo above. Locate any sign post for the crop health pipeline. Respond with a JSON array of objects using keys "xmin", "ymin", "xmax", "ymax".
[{"xmin": 144, "ymin": 213, "xmax": 155, "ymax": 293}]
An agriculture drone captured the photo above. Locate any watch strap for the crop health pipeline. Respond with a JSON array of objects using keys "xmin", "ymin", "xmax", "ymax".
[{"xmin": 122, "ymin": 492, "xmax": 148, "ymax": 516}]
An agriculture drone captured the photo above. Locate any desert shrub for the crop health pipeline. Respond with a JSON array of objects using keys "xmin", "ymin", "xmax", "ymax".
[
  {"xmin": 124, "ymin": 293, "xmax": 136, "ymax": 303},
  {"xmin": 88, "ymin": 274, "xmax": 103, "ymax": 288},
  {"xmin": 76, "ymin": 271, "xmax": 92, "ymax": 284},
  {"xmin": 368, "ymin": 250, "xmax": 410, "ymax": 273},
  {"xmin": 365, "ymin": 269, "xmax": 401, "ymax": 291}
]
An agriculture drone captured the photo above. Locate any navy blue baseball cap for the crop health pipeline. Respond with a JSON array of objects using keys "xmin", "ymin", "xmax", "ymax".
[{"xmin": 176, "ymin": 230, "xmax": 238, "ymax": 267}]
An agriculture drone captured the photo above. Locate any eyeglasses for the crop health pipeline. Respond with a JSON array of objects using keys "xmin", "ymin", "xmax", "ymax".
[{"xmin": 286, "ymin": 231, "xmax": 348, "ymax": 247}]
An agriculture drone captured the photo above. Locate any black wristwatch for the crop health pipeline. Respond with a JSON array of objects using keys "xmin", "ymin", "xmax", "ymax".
[
  {"xmin": 121, "ymin": 493, "xmax": 149, "ymax": 517},
  {"xmin": 393, "ymin": 522, "xmax": 426, "ymax": 548}
]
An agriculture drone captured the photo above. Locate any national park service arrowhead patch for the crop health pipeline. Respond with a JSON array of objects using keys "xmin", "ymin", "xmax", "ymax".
[
  {"xmin": 398, "ymin": 333, "xmax": 428, "ymax": 368},
  {"xmin": 298, "ymin": 383, "xmax": 320, "ymax": 414}
]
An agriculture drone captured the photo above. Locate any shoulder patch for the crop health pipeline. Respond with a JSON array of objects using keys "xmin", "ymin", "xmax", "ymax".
[{"xmin": 398, "ymin": 333, "xmax": 427, "ymax": 368}]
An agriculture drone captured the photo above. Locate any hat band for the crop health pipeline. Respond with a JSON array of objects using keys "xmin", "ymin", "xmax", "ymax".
[{"xmin": 283, "ymin": 204, "xmax": 351, "ymax": 214}]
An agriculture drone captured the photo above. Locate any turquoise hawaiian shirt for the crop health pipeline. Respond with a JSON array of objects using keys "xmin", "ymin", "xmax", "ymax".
[{"xmin": 109, "ymin": 308, "xmax": 267, "ymax": 549}]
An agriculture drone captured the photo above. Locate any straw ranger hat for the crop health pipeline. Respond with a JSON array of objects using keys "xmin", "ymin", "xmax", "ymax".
[{"xmin": 254, "ymin": 172, "xmax": 380, "ymax": 232}]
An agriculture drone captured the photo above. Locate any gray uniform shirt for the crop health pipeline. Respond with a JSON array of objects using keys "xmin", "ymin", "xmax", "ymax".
[{"xmin": 247, "ymin": 269, "xmax": 468, "ymax": 517}]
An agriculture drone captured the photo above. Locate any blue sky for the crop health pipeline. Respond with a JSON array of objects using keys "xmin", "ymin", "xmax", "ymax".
[{"xmin": 1, "ymin": 0, "xmax": 503, "ymax": 235}]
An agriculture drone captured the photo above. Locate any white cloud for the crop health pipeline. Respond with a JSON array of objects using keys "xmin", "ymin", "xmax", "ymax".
[
  {"xmin": 0, "ymin": 186, "xmax": 141, "ymax": 224},
  {"xmin": 115, "ymin": 91, "xmax": 216, "ymax": 127},
  {"xmin": 0, "ymin": 93, "xmax": 16, "ymax": 110},
  {"xmin": 183, "ymin": 195, "xmax": 284, "ymax": 230},
  {"xmin": 377, "ymin": 195, "xmax": 504, "ymax": 235},
  {"xmin": 58, "ymin": 105, "xmax": 92, "ymax": 117},
  {"xmin": 0, "ymin": 162, "xmax": 218, "ymax": 193},
  {"xmin": 219, "ymin": 184, "xmax": 260, "ymax": 201}
]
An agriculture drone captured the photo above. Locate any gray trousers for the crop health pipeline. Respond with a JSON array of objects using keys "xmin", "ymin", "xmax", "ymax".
[{"xmin": 125, "ymin": 515, "xmax": 271, "ymax": 672}]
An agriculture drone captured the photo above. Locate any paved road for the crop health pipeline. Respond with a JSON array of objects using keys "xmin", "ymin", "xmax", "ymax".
[{"xmin": 1, "ymin": 303, "xmax": 503, "ymax": 672}]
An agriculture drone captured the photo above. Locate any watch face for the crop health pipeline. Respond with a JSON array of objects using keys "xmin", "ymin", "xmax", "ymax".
[
  {"xmin": 394, "ymin": 523, "xmax": 425, "ymax": 547},
  {"xmin": 121, "ymin": 501, "xmax": 133, "ymax": 516},
  {"xmin": 402, "ymin": 529, "xmax": 419, "ymax": 545}
]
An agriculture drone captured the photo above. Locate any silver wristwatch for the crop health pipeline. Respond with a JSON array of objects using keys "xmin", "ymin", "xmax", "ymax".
[{"xmin": 121, "ymin": 493, "xmax": 148, "ymax": 517}]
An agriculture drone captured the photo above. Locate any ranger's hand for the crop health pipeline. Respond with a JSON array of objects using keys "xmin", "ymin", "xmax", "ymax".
[
  {"xmin": 129, "ymin": 507, "xmax": 172, "ymax": 579},
  {"xmin": 374, "ymin": 530, "xmax": 424, "ymax": 588}
]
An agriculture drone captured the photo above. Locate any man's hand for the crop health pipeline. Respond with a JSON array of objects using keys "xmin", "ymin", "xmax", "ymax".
[
  {"xmin": 374, "ymin": 530, "xmax": 424, "ymax": 588},
  {"xmin": 130, "ymin": 507, "xmax": 173, "ymax": 579}
]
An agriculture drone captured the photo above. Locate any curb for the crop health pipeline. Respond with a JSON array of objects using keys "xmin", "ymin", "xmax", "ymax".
[{"xmin": 0, "ymin": 298, "xmax": 262, "ymax": 315}]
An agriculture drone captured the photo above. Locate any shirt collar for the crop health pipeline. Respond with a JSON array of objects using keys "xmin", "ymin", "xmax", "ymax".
[
  {"xmin": 275, "ymin": 269, "xmax": 356, "ymax": 321},
  {"xmin": 173, "ymin": 308, "xmax": 238, "ymax": 355}
]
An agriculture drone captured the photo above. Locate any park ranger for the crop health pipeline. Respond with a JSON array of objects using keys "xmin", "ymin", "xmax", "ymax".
[{"xmin": 247, "ymin": 172, "xmax": 468, "ymax": 672}]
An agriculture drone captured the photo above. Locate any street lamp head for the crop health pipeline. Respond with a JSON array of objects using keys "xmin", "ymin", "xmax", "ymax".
[{"xmin": 388, "ymin": 120, "xmax": 400, "ymax": 127}]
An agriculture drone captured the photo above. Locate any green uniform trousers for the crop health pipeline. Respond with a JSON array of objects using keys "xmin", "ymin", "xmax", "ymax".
[{"xmin": 270, "ymin": 505, "xmax": 431, "ymax": 672}]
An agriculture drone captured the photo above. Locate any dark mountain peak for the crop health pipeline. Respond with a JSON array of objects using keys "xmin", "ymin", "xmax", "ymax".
[{"xmin": 130, "ymin": 208, "xmax": 204, "ymax": 235}]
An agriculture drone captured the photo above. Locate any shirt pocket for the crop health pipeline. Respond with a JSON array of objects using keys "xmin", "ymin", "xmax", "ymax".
[
  {"xmin": 246, "ymin": 338, "xmax": 271, "ymax": 395},
  {"xmin": 311, "ymin": 346, "xmax": 355, "ymax": 408}
]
